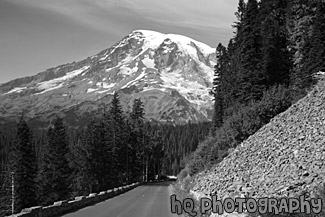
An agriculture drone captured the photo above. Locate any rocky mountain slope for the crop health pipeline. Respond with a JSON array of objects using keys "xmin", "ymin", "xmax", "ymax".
[
  {"xmin": 0, "ymin": 30, "xmax": 216, "ymax": 127},
  {"xmin": 191, "ymin": 78, "xmax": 325, "ymax": 210}
]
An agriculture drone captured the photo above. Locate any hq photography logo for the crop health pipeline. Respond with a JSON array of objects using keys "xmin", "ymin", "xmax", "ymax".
[{"xmin": 170, "ymin": 194, "xmax": 323, "ymax": 216}]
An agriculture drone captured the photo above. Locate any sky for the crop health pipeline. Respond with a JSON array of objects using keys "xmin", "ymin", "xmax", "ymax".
[{"xmin": 0, "ymin": 0, "xmax": 238, "ymax": 84}]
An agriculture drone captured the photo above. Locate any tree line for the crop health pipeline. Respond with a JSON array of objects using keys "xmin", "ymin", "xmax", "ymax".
[{"xmin": 0, "ymin": 93, "xmax": 210, "ymax": 216}]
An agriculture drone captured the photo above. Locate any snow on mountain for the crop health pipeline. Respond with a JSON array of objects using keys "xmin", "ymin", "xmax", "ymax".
[
  {"xmin": 136, "ymin": 30, "xmax": 214, "ymax": 55},
  {"xmin": 0, "ymin": 30, "xmax": 216, "ymax": 126},
  {"xmin": 35, "ymin": 66, "xmax": 90, "ymax": 95},
  {"xmin": 3, "ymin": 87, "xmax": 27, "ymax": 95}
]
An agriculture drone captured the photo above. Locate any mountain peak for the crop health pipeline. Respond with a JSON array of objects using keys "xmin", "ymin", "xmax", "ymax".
[
  {"xmin": 129, "ymin": 29, "xmax": 215, "ymax": 55},
  {"xmin": 0, "ymin": 30, "xmax": 217, "ymax": 127}
]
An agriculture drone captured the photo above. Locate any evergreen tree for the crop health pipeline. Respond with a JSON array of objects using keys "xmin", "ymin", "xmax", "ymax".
[
  {"xmin": 1, "ymin": 117, "xmax": 37, "ymax": 214},
  {"xmin": 129, "ymin": 98, "xmax": 145, "ymax": 181},
  {"xmin": 11, "ymin": 117, "xmax": 37, "ymax": 212},
  {"xmin": 69, "ymin": 125, "xmax": 98, "ymax": 195},
  {"xmin": 237, "ymin": 0, "xmax": 266, "ymax": 103},
  {"xmin": 148, "ymin": 130, "xmax": 164, "ymax": 179},
  {"xmin": 224, "ymin": 39, "xmax": 242, "ymax": 112},
  {"xmin": 259, "ymin": 0, "xmax": 292, "ymax": 86},
  {"xmin": 232, "ymin": 0, "xmax": 246, "ymax": 39},
  {"xmin": 38, "ymin": 117, "xmax": 72, "ymax": 205},
  {"xmin": 105, "ymin": 92, "xmax": 127, "ymax": 185},
  {"xmin": 0, "ymin": 130, "xmax": 15, "ymax": 216},
  {"xmin": 0, "ymin": 170, "xmax": 12, "ymax": 217},
  {"xmin": 287, "ymin": 0, "xmax": 317, "ymax": 89},
  {"xmin": 212, "ymin": 43, "xmax": 226, "ymax": 132},
  {"xmin": 75, "ymin": 120, "xmax": 108, "ymax": 192},
  {"xmin": 130, "ymin": 99, "xmax": 145, "ymax": 130},
  {"xmin": 92, "ymin": 120, "xmax": 110, "ymax": 190},
  {"xmin": 301, "ymin": 2, "xmax": 325, "ymax": 88}
]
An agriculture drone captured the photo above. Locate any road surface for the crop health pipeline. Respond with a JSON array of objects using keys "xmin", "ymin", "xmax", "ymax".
[{"xmin": 63, "ymin": 181, "xmax": 179, "ymax": 217}]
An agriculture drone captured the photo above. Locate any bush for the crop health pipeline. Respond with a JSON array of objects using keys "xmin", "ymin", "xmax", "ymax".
[
  {"xmin": 186, "ymin": 85, "xmax": 296, "ymax": 176},
  {"xmin": 257, "ymin": 85, "xmax": 293, "ymax": 125},
  {"xmin": 178, "ymin": 168, "xmax": 189, "ymax": 182},
  {"xmin": 187, "ymin": 153, "xmax": 205, "ymax": 176},
  {"xmin": 183, "ymin": 175, "xmax": 195, "ymax": 192}
]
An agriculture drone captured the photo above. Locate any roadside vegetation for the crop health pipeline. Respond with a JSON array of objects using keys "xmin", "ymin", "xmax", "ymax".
[{"xmin": 174, "ymin": 0, "xmax": 325, "ymax": 216}]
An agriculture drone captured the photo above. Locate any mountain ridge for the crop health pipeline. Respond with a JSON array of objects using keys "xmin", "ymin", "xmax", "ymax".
[{"xmin": 0, "ymin": 30, "xmax": 216, "ymax": 127}]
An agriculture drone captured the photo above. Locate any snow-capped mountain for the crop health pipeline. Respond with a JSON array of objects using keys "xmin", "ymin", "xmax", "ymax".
[{"xmin": 0, "ymin": 30, "xmax": 216, "ymax": 126}]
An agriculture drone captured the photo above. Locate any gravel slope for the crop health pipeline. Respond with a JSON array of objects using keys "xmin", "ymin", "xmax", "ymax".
[{"xmin": 192, "ymin": 79, "xmax": 325, "ymax": 202}]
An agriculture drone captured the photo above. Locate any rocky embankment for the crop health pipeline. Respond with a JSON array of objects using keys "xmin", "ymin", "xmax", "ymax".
[{"xmin": 192, "ymin": 79, "xmax": 325, "ymax": 205}]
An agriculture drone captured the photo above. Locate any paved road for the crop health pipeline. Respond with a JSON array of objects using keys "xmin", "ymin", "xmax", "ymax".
[{"xmin": 63, "ymin": 181, "xmax": 179, "ymax": 217}]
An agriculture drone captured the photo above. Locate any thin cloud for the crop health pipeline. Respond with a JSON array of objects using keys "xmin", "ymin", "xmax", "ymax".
[
  {"xmin": 6, "ymin": 0, "xmax": 117, "ymax": 34},
  {"xmin": 7, "ymin": 0, "xmax": 237, "ymax": 37},
  {"xmin": 0, "ymin": 0, "xmax": 238, "ymax": 83}
]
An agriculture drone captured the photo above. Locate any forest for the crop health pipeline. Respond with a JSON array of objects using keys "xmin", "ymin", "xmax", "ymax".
[
  {"xmin": 0, "ymin": 93, "xmax": 210, "ymax": 216},
  {"xmin": 180, "ymin": 0, "xmax": 325, "ymax": 180},
  {"xmin": 174, "ymin": 1, "xmax": 325, "ymax": 217}
]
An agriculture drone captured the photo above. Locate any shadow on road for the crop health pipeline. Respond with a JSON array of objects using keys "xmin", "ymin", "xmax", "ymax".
[{"xmin": 143, "ymin": 181, "xmax": 176, "ymax": 186}]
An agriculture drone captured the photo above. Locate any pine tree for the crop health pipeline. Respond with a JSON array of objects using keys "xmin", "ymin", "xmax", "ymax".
[
  {"xmin": 259, "ymin": 0, "xmax": 292, "ymax": 86},
  {"xmin": 74, "ymin": 120, "xmax": 108, "ymax": 193},
  {"xmin": 130, "ymin": 98, "xmax": 145, "ymax": 140},
  {"xmin": 105, "ymin": 92, "xmax": 127, "ymax": 185},
  {"xmin": 0, "ymin": 130, "xmax": 15, "ymax": 216},
  {"xmin": 224, "ymin": 39, "xmax": 242, "ymax": 111},
  {"xmin": 287, "ymin": 0, "xmax": 318, "ymax": 89},
  {"xmin": 1, "ymin": 117, "xmax": 37, "ymax": 214},
  {"xmin": 69, "ymin": 125, "xmax": 98, "ymax": 195},
  {"xmin": 237, "ymin": 0, "xmax": 266, "ymax": 103},
  {"xmin": 38, "ymin": 117, "xmax": 72, "ymax": 205},
  {"xmin": 0, "ymin": 170, "xmax": 12, "ymax": 217},
  {"xmin": 301, "ymin": 2, "xmax": 325, "ymax": 88},
  {"xmin": 129, "ymin": 98, "xmax": 145, "ymax": 182},
  {"xmin": 148, "ymin": 129, "xmax": 164, "ymax": 179},
  {"xmin": 11, "ymin": 117, "xmax": 37, "ymax": 212},
  {"xmin": 125, "ymin": 119, "xmax": 133, "ymax": 184},
  {"xmin": 232, "ymin": 0, "xmax": 246, "ymax": 39},
  {"xmin": 88, "ymin": 120, "xmax": 110, "ymax": 191},
  {"xmin": 212, "ymin": 43, "xmax": 226, "ymax": 133}
]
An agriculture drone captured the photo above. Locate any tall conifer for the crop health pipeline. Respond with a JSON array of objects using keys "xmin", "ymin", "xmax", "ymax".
[
  {"xmin": 8, "ymin": 117, "xmax": 37, "ymax": 213},
  {"xmin": 259, "ymin": 0, "xmax": 292, "ymax": 86},
  {"xmin": 38, "ymin": 117, "xmax": 71, "ymax": 205},
  {"xmin": 237, "ymin": 0, "xmax": 266, "ymax": 103},
  {"xmin": 129, "ymin": 98, "xmax": 145, "ymax": 181},
  {"xmin": 212, "ymin": 44, "xmax": 226, "ymax": 132},
  {"xmin": 301, "ymin": 3, "xmax": 325, "ymax": 87},
  {"xmin": 106, "ymin": 92, "xmax": 126, "ymax": 185}
]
